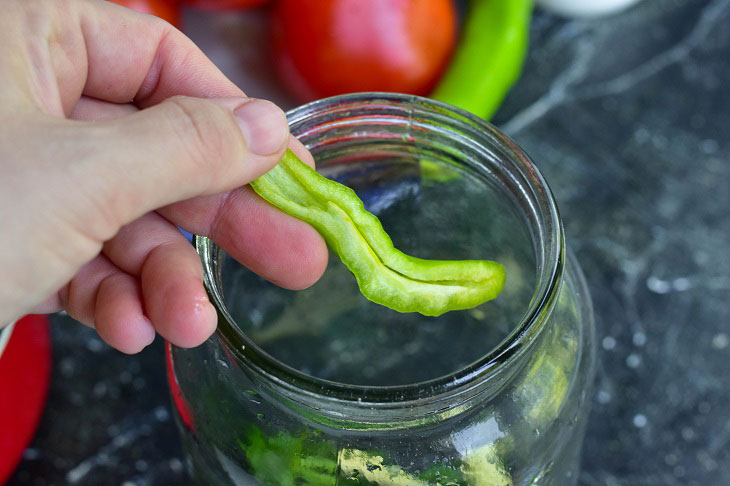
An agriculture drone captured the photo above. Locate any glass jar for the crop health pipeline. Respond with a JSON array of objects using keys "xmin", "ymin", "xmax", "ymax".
[{"xmin": 167, "ymin": 93, "xmax": 596, "ymax": 485}]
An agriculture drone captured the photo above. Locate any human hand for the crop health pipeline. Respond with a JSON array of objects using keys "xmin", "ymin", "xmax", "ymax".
[{"xmin": 0, "ymin": 0, "xmax": 328, "ymax": 353}]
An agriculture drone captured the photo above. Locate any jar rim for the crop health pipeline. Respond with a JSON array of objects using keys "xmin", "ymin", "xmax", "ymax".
[{"xmin": 196, "ymin": 92, "xmax": 565, "ymax": 407}]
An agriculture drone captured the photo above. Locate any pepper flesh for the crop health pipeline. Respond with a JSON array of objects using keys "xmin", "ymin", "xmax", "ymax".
[
  {"xmin": 431, "ymin": 0, "xmax": 533, "ymax": 119},
  {"xmin": 250, "ymin": 149, "xmax": 505, "ymax": 317}
]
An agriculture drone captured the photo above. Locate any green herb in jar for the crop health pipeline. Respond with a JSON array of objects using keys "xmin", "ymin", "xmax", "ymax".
[
  {"xmin": 238, "ymin": 425, "xmax": 513, "ymax": 486},
  {"xmin": 250, "ymin": 149, "xmax": 506, "ymax": 316}
]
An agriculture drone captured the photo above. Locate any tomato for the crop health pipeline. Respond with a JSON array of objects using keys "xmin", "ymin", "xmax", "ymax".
[
  {"xmin": 271, "ymin": 0, "xmax": 457, "ymax": 103},
  {"xmin": 109, "ymin": 0, "xmax": 181, "ymax": 27},
  {"xmin": 0, "ymin": 315, "xmax": 52, "ymax": 483},
  {"xmin": 180, "ymin": 0, "xmax": 269, "ymax": 10}
]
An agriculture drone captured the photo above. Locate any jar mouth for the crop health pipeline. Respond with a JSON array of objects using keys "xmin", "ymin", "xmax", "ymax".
[{"xmin": 197, "ymin": 93, "xmax": 564, "ymax": 407}]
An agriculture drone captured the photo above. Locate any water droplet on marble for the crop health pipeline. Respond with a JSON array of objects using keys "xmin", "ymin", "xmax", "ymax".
[
  {"xmin": 626, "ymin": 353, "xmax": 641, "ymax": 368},
  {"xmin": 711, "ymin": 333, "xmax": 728, "ymax": 350},
  {"xmin": 647, "ymin": 276, "xmax": 671, "ymax": 294},
  {"xmin": 632, "ymin": 332, "xmax": 647, "ymax": 347},
  {"xmin": 633, "ymin": 414, "xmax": 648, "ymax": 428},
  {"xmin": 701, "ymin": 139, "xmax": 719, "ymax": 154},
  {"xmin": 169, "ymin": 458, "xmax": 184, "ymax": 473},
  {"xmin": 602, "ymin": 336, "xmax": 616, "ymax": 351},
  {"xmin": 154, "ymin": 406, "xmax": 169, "ymax": 421},
  {"xmin": 597, "ymin": 390, "xmax": 612, "ymax": 404},
  {"xmin": 119, "ymin": 371, "xmax": 132, "ymax": 384},
  {"xmin": 672, "ymin": 277, "xmax": 691, "ymax": 291}
]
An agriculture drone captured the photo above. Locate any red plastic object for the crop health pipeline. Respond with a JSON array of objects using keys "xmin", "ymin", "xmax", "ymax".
[
  {"xmin": 165, "ymin": 341, "xmax": 194, "ymax": 430},
  {"xmin": 0, "ymin": 315, "xmax": 52, "ymax": 483}
]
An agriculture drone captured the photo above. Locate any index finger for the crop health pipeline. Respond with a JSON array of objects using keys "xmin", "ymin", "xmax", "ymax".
[{"xmin": 78, "ymin": 0, "xmax": 243, "ymax": 105}]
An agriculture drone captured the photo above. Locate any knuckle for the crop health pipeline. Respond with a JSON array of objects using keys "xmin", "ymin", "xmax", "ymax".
[{"xmin": 164, "ymin": 96, "xmax": 242, "ymax": 175}]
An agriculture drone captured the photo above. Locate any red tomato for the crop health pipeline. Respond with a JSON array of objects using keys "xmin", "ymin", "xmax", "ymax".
[
  {"xmin": 180, "ymin": 0, "xmax": 269, "ymax": 10},
  {"xmin": 109, "ymin": 0, "xmax": 181, "ymax": 26},
  {"xmin": 0, "ymin": 315, "xmax": 51, "ymax": 483},
  {"xmin": 271, "ymin": 0, "xmax": 457, "ymax": 103}
]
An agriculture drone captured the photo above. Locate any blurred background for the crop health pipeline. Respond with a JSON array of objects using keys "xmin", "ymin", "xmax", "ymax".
[{"xmin": 2, "ymin": 0, "xmax": 729, "ymax": 484}]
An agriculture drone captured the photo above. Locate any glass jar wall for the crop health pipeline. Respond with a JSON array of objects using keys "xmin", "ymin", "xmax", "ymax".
[{"xmin": 167, "ymin": 93, "xmax": 596, "ymax": 485}]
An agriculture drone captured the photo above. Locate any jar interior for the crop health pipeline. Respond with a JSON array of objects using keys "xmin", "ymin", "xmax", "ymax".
[{"xmin": 218, "ymin": 137, "xmax": 537, "ymax": 386}]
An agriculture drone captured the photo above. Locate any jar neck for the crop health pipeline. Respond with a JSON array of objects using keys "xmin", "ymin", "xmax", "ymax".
[{"xmin": 199, "ymin": 93, "xmax": 564, "ymax": 430}]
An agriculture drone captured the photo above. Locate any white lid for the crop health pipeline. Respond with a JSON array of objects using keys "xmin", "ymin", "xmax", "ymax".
[{"xmin": 537, "ymin": 0, "xmax": 642, "ymax": 18}]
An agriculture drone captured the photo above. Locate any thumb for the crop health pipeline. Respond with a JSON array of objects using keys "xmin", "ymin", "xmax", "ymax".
[
  {"xmin": 1, "ymin": 95, "xmax": 289, "ymax": 322},
  {"xmin": 77, "ymin": 95, "xmax": 289, "ymax": 237}
]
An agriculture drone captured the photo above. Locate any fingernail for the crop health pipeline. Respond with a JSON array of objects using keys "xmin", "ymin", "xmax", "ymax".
[{"xmin": 233, "ymin": 99, "xmax": 288, "ymax": 156}]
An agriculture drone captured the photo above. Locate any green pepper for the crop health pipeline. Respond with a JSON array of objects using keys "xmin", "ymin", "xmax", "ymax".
[
  {"xmin": 338, "ymin": 448, "xmax": 429, "ymax": 485},
  {"xmin": 250, "ymin": 150, "xmax": 505, "ymax": 317},
  {"xmin": 431, "ymin": 0, "xmax": 533, "ymax": 119},
  {"xmin": 460, "ymin": 443, "xmax": 513, "ymax": 486},
  {"xmin": 239, "ymin": 426, "xmax": 338, "ymax": 486}
]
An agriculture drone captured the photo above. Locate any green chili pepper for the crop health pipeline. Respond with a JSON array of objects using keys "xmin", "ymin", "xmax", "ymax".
[
  {"xmin": 250, "ymin": 150, "xmax": 505, "ymax": 317},
  {"xmin": 431, "ymin": 0, "xmax": 533, "ymax": 119}
]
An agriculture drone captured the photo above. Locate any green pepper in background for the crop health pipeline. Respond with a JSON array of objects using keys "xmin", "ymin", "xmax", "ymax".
[
  {"xmin": 431, "ymin": 0, "xmax": 533, "ymax": 119},
  {"xmin": 250, "ymin": 149, "xmax": 505, "ymax": 317}
]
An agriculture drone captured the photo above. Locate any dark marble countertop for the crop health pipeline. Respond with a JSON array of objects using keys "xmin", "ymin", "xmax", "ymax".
[{"xmin": 9, "ymin": 1, "xmax": 730, "ymax": 484}]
